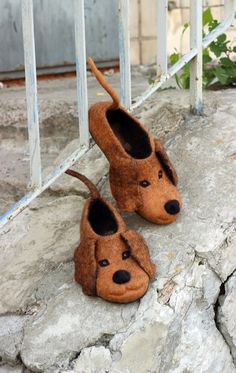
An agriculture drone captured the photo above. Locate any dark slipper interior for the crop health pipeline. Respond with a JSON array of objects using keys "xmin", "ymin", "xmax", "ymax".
[
  {"xmin": 88, "ymin": 198, "xmax": 118, "ymax": 236},
  {"xmin": 106, "ymin": 109, "xmax": 152, "ymax": 159}
]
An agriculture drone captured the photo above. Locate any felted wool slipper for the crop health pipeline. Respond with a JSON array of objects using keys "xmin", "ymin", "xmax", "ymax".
[
  {"xmin": 65, "ymin": 169, "xmax": 156, "ymax": 303},
  {"xmin": 88, "ymin": 57, "xmax": 182, "ymax": 225}
]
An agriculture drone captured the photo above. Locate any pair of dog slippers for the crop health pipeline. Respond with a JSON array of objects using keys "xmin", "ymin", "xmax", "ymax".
[{"xmin": 65, "ymin": 58, "xmax": 182, "ymax": 303}]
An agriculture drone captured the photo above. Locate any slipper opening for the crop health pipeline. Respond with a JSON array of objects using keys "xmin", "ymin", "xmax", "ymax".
[
  {"xmin": 88, "ymin": 199, "xmax": 118, "ymax": 236},
  {"xmin": 106, "ymin": 109, "xmax": 152, "ymax": 159}
]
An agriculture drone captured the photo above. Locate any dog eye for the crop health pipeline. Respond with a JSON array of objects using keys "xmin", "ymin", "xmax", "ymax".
[
  {"xmin": 122, "ymin": 250, "xmax": 131, "ymax": 260},
  {"xmin": 98, "ymin": 259, "xmax": 110, "ymax": 267},
  {"xmin": 139, "ymin": 180, "xmax": 150, "ymax": 187},
  {"xmin": 158, "ymin": 170, "xmax": 163, "ymax": 179}
]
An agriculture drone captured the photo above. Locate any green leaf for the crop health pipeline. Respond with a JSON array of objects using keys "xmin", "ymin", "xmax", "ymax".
[
  {"xmin": 178, "ymin": 63, "xmax": 190, "ymax": 89},
  {"xmin": 182, "ymin": 23, "xmax": 189, "ymax": 35},
  {"xmin": 217, "ymin": 34, "xmax": 227, "ymax": 43},
  {"xmin": 203, "ymin": 69, "xmax": 215, "ymax": 88},
  {"xmin": 203, "ymin": 50, "xmax": 212, "ymax": 64},
  {"xmin": 210, "ymin": 41, "xmax": 222, "ymax": 57},
  {"xmin": 203, "ymin": 8, "xmax": 213, "ymax": 26},
  {"xmin": 170, "ymin": 52, "xmax": 180, "ymax": 65},
  {"xmin": 208, "ymin": 19, "xmax": 219, "ymax": 31},
  {"xmin": 214, "ymin": 66, "xmax": 231, "ymax": 85},
  {"xmin": 219, "ymin": 57, "xmax": 235, "ymax": 68},
  {"xmin": 203, "ymin": 54, "xmax": 212, "ymax": 64},
  {"xmin": 148, "ymin": 76, "xmax": 155, "ymax": 85},
  {"xmin": 174, "ymin": 73, "xmax": 182, "ymax": 89}
]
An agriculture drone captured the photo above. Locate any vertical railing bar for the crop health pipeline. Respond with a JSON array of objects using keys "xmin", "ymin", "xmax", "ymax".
[
  {"xmin": 190, "ymin": 0, "xmax": 203, "ymax": 114},
  {"xmin": 74, "ymin": 0, "xmax": 89, "ymax": 148},
  {"xmin": 21, "ymin": 0, "xmax": 42, "ymax": 189},
  {"xmin": 156, "ymin": 0, "xmax": 168, "ymax": 77},
  {"xmin": 119, "ymin": 0, "xmax": 132, "ymax": 109}
]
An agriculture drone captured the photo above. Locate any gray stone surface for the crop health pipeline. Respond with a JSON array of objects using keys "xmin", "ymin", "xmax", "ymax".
[
  {"xmin": 0, "ymin": 195, "xmax": 84, "ymax": 314},
  {"xmin": 0, "ymin": 366, "xmax": 23, "ymax": 373},
  {"xmin": 217, "ymin": 271, "xmax": 236, "ymax": 364},
  {"xmin": 20, "ymin": 286, "xmax": 138, "ymax": 372},
  {"xmin": 45, "ymin": 140, "xmax": 109, "ymax": 198},
  {"xmin": 0, "ymin": 315, "xmax": 27, "ymax": 364},
  {"xmin": 68, "ymin": 263, "xmax": 234, "ymax": 373},
  {"xmin": 0, "ymin": 83, "xmax": 236, "ymax": 372},
  {"xmin": 65, "ymin": 346, "xmax": 112, "ymax": 373}
]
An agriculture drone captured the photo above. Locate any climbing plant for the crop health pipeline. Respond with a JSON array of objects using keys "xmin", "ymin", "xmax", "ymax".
[{"xmin": 169, "ymin": 8, "xmax": 236, "ymax": 89}]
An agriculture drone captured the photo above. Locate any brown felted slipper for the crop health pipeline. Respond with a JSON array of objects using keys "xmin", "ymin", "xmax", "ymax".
[
  {"xmin": 88, "ymin": 57, "xmax": 182, "ymax": 225},
  {"xmin": 65, "ymin": 169, "xmax": 156, "ymax": 303}
]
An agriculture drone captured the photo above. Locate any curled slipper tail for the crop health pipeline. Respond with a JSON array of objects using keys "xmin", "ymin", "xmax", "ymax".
[
  {"xmin": 87, "ymin": 57, "xmax": 120, "ymax": 110},
  {"xmin": 65, "ymin": 169, "xmax": 100, "ymax": 199}
]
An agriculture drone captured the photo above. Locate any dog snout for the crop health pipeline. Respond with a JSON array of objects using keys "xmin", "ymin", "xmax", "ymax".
[
  {"xmin": 113, "ymin": 270, "xmax": 131, "ymax": 284},
  {"xmin": 164, "ymin": 199, "xmax": 180, "ymax": 215}
]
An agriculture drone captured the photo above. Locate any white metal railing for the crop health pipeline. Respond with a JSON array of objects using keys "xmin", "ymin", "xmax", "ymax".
[{"xmin": 0, "ymin": 0, "xmax": 235, "ymax": 229}]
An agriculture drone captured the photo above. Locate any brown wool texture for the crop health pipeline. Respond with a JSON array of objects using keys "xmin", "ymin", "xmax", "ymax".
[
  {"xmin": 88, "ymin": 57, "xmax": 182, "ymax": 225},
  {"xmin": 65, "ymin": 169, "xmax": 156, "ymax": 304}
]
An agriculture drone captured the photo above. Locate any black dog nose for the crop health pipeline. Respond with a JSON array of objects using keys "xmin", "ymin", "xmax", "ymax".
[
  {"xmin": 164, "ymin": 200, "xmax": 180, "ymax": 215},
  {"xmin": 113, "ymin": 270, "xmax": 131, "ymax": 284}
]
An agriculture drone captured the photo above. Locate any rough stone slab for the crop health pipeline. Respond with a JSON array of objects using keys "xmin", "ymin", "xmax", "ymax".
[
  {"xmin": 167, "ymin": 297, "xmax": 235, "ymax": 373},
  {"xmin": 45, "ymin": 140, "xmax": 108, "ymax": 197},
  {"xmin": 0, "ymin": 195, "xmax": 84, "ymax": 314},
  {"xmin": 137, "ymin": 102, "xmax": 186, "ymax": 142},
  {"xmin": 68, "ymin": 264, "xmax": 234, "ymax": 373},
  {"xmin": 205, "ymin": 231, "xmax": 236, "ymax": 282},
  {"xmin": 20, "ymin": 285, "xmax": 138, "ymax": 372},
  {"xmin": 0, "ymin": 315, "xmax": 27, "ymax": 364},
  {"xmin": 66, "ymin": 346, "xmax": 112, "ymax": 373},
  {"xmin": 0, "ymin": 365, "xmax": 23, "ymax": 373},
  {"xmin": 218, "ymin": 272, "xmax": 236, "ymax": 364},
  {"xmin": 33, "ymin": 262, "xmax": 74, "ymax": 304},
  {"xmin": 164, "ymin": 264, "xmax": 234, "ymax": 373},
  {"xmin": 109, "ymin": 288, "xmax": 174, "ymax": 373}
]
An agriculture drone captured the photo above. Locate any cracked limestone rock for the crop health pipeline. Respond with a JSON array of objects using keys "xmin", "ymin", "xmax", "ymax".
[
  {"xmin": 65, "ymin": 264, "xmax": 235, "ymax": 373},
  {"xmin": 20, "ymin": 285, "xmax": 138, "ymax": 372},
  {"xmin": 165, "ymin": 263, "xmax": 235, "ymax": 373},
  {"xmin": 67, "ymin": 346, "xmax": 112, "ymax": 373},
  {"xmin": 0, "ymin": 315, "xmax": 27, "ymax": 364},
  {"xmin": 46, "ymin": 140, "xmax": 108, "ymax": 197},
  {"xmin": 0, "ymin": 195, "xmax": 84, "ymax": 314},
  {"xmin": 217, "ymin": 272, "xmax": 236, "ymax": 364},
  {"xmin": 0, "ymin": 366, "xmax": 23, "ymax": 373}
]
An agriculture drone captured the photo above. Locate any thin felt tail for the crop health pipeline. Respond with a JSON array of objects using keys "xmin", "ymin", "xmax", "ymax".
[
  {"xmin": 87, "ymin": 57, "xmax": 120, "ymax": 110},
  {"xmin": 65, "ymin": 169, "xmax": 100, "ymax": 198}
]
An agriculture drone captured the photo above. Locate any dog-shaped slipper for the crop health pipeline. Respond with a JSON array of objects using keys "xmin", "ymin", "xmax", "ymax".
[
  {"xmin": 88, "ymin": 57, "xmax": 182, "ymax": 225},
  {"xmin": 65, "ymin": 169, "xmax": 156, "ymax": 303}
]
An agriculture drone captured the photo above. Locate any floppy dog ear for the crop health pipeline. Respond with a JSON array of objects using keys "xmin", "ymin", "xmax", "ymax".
[
  {"xmin": 74, "ymin": 238, "xmax": 97, "ymax": 295},
  {"xmin": 109, "ymin": 159, "xmax": 142, "ymax": 211},
  {"xmin": 121, "ymin": 230, "xmax": 156, "ymax": 278},
  {"xmin": 155, "ymin": 139, "xmax": 178, "ymax": 186}
]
